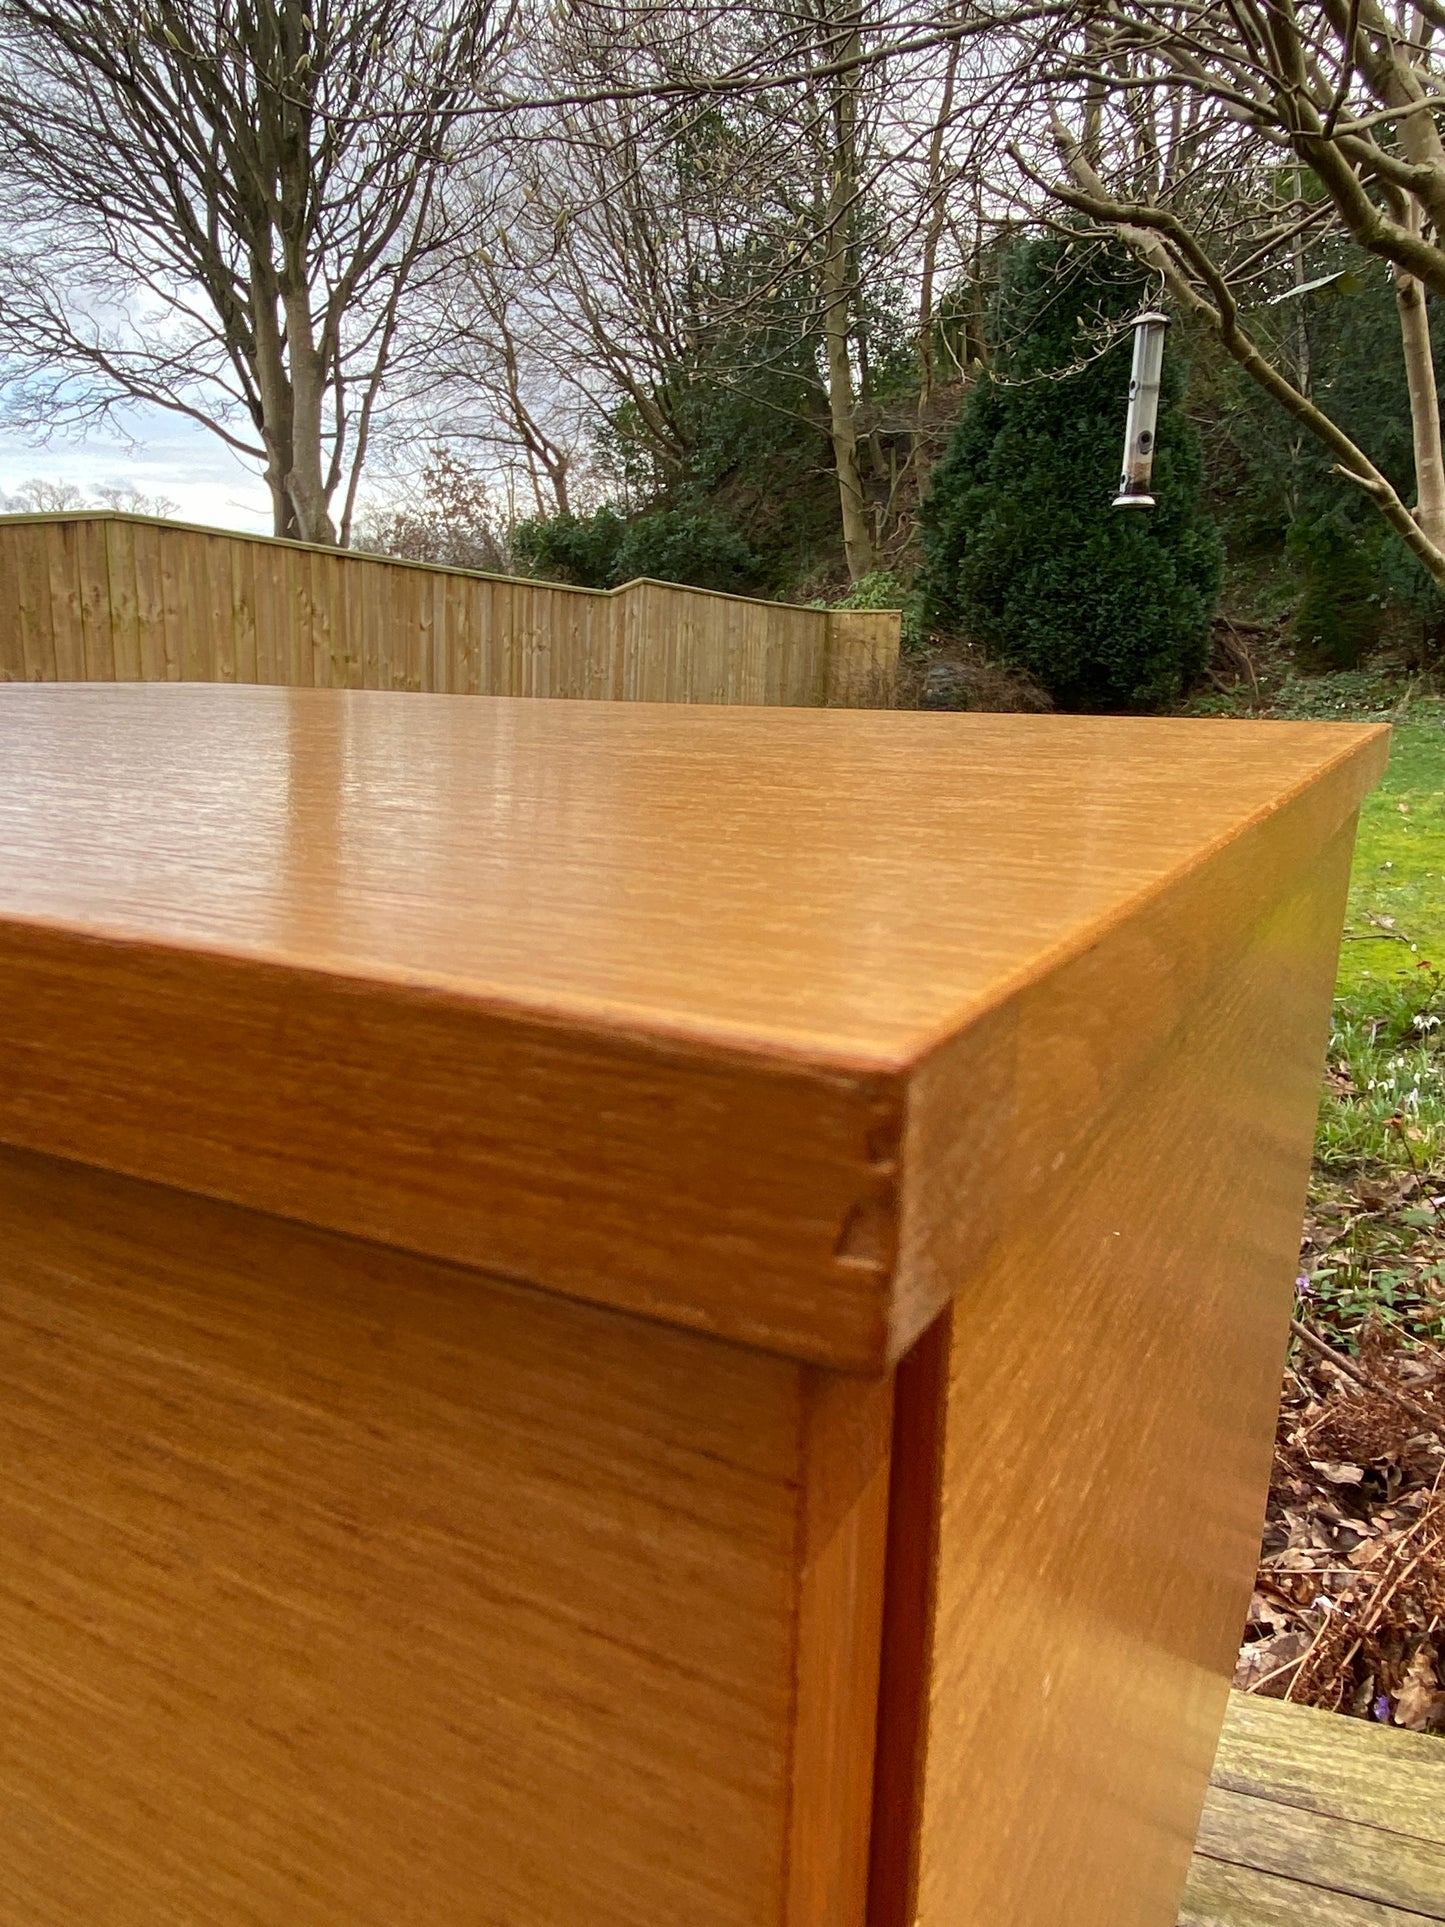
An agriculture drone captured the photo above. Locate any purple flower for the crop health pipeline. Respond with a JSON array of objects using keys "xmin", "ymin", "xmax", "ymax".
[
  {"xmin": 1296, "ymin": 1274, "xmax": 1313, "ymax": 1298},
  {"xmin": 1373, "ymin": 1694, "xmax": 1391, "ymax": 1722}
]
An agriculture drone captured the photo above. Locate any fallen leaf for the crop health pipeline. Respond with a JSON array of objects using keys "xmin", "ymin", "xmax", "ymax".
[
  {"xmin": 1310, "ymin": 1460, "xmax": 1366, "ymax": 1485},
  {"xmin": 1245, "ymin": 1593, "xmax": 1293, "ymax": 1637},
  {"xmin": 1235, "ymin": 1628, "xmax": 1311, "ymax": 1693},
  {"xmin": 1393, "ymin": 1646, "xmax": 1445, "ymax": 1733}
]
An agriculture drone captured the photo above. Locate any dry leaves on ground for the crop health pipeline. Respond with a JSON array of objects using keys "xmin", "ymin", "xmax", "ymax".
[{"xmin": 1235, "ymin": 1319, "xmax": 1445, "ymax": 1733}]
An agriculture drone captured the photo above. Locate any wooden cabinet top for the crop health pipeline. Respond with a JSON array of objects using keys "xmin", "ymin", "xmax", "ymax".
[{"xmin": 0, "ymin": 685, "xmax": 1387, "ymax": 1368}]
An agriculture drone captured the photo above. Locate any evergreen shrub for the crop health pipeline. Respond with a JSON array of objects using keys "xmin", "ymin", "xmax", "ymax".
[
  {"xmin": 612, "ymin": 510, "xmax": 764, "ymax": 594},
  {"xmin": 512, "ymin": 507, "xmax": 625, "ymax": 588},
  {"xmin": 512, "ymin": 505, "xmax": 764, "ymax": 595},
  {"xmin": 917, "ymin": 240, "xmax": 1223, "ymax": 711},
  {"xmin": 1288, "ymin": 512, "xmax": 1387, "ymax": 668}
]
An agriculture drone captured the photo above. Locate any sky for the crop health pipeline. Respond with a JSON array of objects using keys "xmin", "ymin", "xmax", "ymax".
[{"xmin": 0, "ymin": 403, "xmax": 274, "ymax": 532}]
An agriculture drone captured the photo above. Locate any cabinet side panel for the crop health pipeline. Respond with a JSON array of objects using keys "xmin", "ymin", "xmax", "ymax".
[
  {"xmin": 0, "ymin": 1146, "xmax": 822, "ymax": 1927},
  {"xmin": 904, "ymin": 820, "xmax": 1357, "ymax": 1927}
]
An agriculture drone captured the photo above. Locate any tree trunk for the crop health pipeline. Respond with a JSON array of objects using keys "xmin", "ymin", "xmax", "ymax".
[
  {"xmin": 548, "ymin": 457, "xmax": 572, "ymax": 518},
  {"xmin": 820, "ymin": 4, "xmax": 874, "ymax": 583},
  {"xmin": 282, "ymin": 303, "xmax": 340, "ymax": 546},
  {"xmin": 915, "ymin": 12, "xmax": 961, "ymax": 491},
  {"xmin": 823, "ymin": 244, "xmax": 874, "ymax": 581},
  {"xmin": 250, "ymin": 264, "xmax": 301, "ymax": 541},
  {"xmin": 1394, "ymin": 210, "xmax": 1445, "ymax": 554}
]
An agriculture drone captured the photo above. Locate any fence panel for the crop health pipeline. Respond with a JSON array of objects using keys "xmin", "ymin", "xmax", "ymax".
[{"xmin": 0, "ymin": 511, "xmax": 900, "ymax": 707}]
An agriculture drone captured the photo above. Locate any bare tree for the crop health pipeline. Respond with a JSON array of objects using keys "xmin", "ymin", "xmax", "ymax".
[
  {"xmin": 351, "ymin": 444, "xmax": 510, "ymax": 567},
  {"xmin": 456, "ymin": 272, "xmax": 582, "ymax": 517},
  {"xmin": 987, "ymin": 0, "xmax": 1445, "ymax": 584},
  {"xmin": 811, "ymin": 0, "xmax": 877, "ymax": 578},
  {"xmin": 0, "ymin": 0, "xmax": 512, "ymax": 544},
  {"xmin": 417, "ymin": 247, "xmax": 591, "ymax": 520},
  {"xmin": 0, "ymin": 476, "xmax": 179, "ymax": 514},
  {"xmin": 436, "ymin": 76, "xmax": 798, "ymax": 531},
  {"xmin": 431, "ymin": 3, "xmax": 933, "ymax": 580},
  {"xmin": 476, "ymin": 94, "xmax": 708, "ymax": 496}
]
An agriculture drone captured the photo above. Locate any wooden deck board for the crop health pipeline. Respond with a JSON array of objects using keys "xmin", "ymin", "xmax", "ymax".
[
  {"xmin": 1181, "ymin": 1694, "xmax": 1445, "ymax": 1926},
  {"xmin": 1181, "ymin": 1854, "xmax": 1440, "ymax": 1926}
]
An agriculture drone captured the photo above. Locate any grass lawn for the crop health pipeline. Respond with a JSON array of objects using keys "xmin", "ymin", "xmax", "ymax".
[
  {"xmin": 1306, "ymin": 697, "xmax": 1445, "ymax": 1344},
  {"xmin": 1337, "ymin": 703, "xmax": 1445, "ymax": 998}
]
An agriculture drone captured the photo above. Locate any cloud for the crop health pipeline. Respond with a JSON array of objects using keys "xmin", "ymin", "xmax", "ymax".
[{"xmin": 0, "ymin": 404, "xmax": 272, "ymax": 532}]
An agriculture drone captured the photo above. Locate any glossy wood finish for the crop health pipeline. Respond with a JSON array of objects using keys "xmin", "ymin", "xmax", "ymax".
[
  {"xmin": 0, "ymin": 688, "xmax": 1389, "ymax": 1927},
  {"xmin": 0, "ymin": 1143, "xmax": 890, "ymax": 1927},
  {"xmin": 0, "ymin": 686, "xmax": 1386, "ymax": 1369},
  {"xmin": 1180, "ymin": 1692, "xmax": 1445, "ymax": 1925},
  {"xmin": 0, "ymin": 511, "xmax": 899, "ymax": 705},
  {"xmin": 876, "ymin": 819, "xmax": 1361, "ymax": 1927}
]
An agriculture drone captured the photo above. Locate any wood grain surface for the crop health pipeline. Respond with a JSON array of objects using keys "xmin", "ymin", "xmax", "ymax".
[
  {"xmin": 1179, "ymin": 1692, "xmax": 1445, "ymax": 1927},
  {"xmin": 873, "ymin": 819, "xmax": 1362, "ymax": 1927},
  {"xmin": 1193, "ymin": 1791, "xmax": 1445, "ymax": 1918},
  {"xmin": 0, "ymin": 510, "xmax": 898, "ymax": 706},
  {"xmin": 1180, "ymin": 1856, "xmax": 1437, "ymax": 1926},
  {"xmin": 0, "ymin": 1143, "xmax": 890, "ymax": 1927},
  {"xmin": 0, "ymin": 688, "xmax": 1393, "ymax": 1927},
  {"xmin": 0, "ymin": 685, "xmax": 1387, "ymax": 1368},
  {"xmin": 1208, "ymin": 1691, "xmax": 1445, "ymax": 1843}
]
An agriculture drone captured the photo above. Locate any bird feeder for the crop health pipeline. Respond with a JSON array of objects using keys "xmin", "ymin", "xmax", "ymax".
[{"xmin": 1113, "ymin": 309, "xmax": 1170, "ymax": 509}]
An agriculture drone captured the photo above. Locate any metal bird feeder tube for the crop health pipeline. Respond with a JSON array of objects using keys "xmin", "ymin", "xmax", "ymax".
[{"xmin": 1113, "ymin": 311, "xmax": 1170, "ymax": 510}]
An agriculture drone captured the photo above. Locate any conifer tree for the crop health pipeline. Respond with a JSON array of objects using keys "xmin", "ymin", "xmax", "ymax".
[{"xmin": 918, "ymin": 241, "xmax": 1222, "ymax": 711}]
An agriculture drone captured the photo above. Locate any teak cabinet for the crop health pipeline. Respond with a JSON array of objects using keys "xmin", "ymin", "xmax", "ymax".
[{"xmin": 0, "ymin": 686, "xmax": 1386, "ymax": 1927}]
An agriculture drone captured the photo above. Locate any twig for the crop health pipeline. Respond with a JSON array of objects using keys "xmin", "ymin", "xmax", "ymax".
[
  {"xmin": 1288, "ymin": 1473, "xmax": 1445, "ymax": 1703},
  {"xmin": 1280, "ymin": 1618, "xmax": 1343, "ymax": 1702},
  {"xmin": 1316, "ymin": 1547, "xmax": 1434, "ymax": 1699},
  {"xmin": 1320, "ymin": 1484, "xmax": 1445, "ymax": 1691},
  {"xmin": 1290, "ymin": 1318, "xmax": 1445, "ymax": 1436},
  {"xmin": 1248, "ymin": 1640, "xmax": 1322, "ymax": 1696}
]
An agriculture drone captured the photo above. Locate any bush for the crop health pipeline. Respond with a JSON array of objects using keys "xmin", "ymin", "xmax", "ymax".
[
  {"xmin": 511, "ymin": 507, "xmax": 626, "ymax": 588},
  {"xmin": 612, "ymin": 510, "xmax": 765, "ymax": 594},
  {"xmin": 512, "ymin": 505, "xmax": 765, "ymax": 596},
  {"xmin": 1288, "ymin": 513, "xmax": 1387, "ymax": 668},
  {"xmin": 352, "ymin": 449, "xmax": 507, "ymax": 572},
  {"xmin": 917, "ymin": 240, "xmax": 1223, "ymax": 711},
  {"xmin": 828, "ymin": 568, "xmax": 925, "ymax": 651}
]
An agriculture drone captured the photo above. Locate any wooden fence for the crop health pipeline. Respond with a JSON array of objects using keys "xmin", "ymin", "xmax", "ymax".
[{"xmin": 0, "ymin": 512, "xmax": 900, "ymax": 706}]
